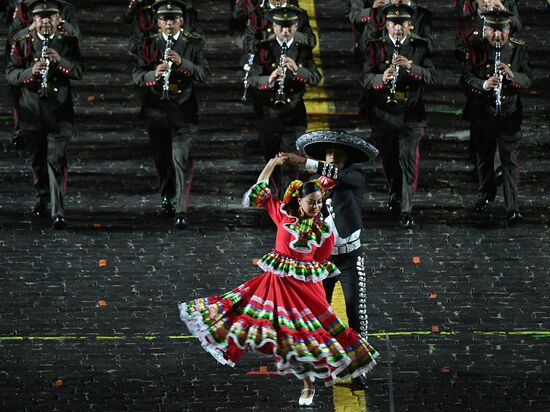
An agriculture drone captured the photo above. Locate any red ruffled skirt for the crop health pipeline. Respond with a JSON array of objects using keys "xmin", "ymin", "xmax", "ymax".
[{"xmin": 179, "ymin": 271, "xmax": 379, "ymax": 386}]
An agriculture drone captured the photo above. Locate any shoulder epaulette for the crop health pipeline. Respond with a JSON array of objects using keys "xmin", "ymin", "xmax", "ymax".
[
  {"xmin": 510, "ymin": 37, "xmax": 525, "ymax": 46},
  {"xmin": 13, "ymin": 31, "xmax": 31, "ymax": 42},
  {"xmin": 182, "ymin": 30, "xmax": 202, "ymax": 40},
  {"xmin": 409, "ymin": 33, "xmax": 429, "ymax": 44},
  {"xmin": 58, "ymin": 21, "xmax": 77, "ymax": 37},
  {"xmin": 367, "ymin": 37, "xmax": 384, "ymax": 44}
]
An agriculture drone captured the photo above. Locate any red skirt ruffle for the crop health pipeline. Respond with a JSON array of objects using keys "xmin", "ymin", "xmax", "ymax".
[{"xmin": 179, "ymin": 271, "xmax": 379, "ymax": 386}]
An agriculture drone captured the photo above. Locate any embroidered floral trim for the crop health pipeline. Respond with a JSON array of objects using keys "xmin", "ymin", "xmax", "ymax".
[
  {"xmin": 258, "ymin": 250, "xmax": 339, "ymax": 283},
  {"xmin": 242, "ymin": 181, "xmax": 335, "ymax": 254},
  {"xmin": 283, "ymin": 215, "xmax": 332, "ymax": 254},
  {"xmin": 242, "ymin": 180, "xmax": 270, "ymax": 208}
]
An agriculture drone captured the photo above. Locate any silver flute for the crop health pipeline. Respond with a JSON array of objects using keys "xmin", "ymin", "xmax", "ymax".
[
  {"xmin": 493, "ymin": 41, "xmax": 503, "ymax": 116},
  {"xmin": 161, "ymin": 32, "xmax": 174, "ymax": 101},
  {"xmin": 274, "ymin": 41, "xmax": 288, "ymax": 107},
  {"xmin": 387, "ymin": 35, "xmax": 401, "ymax": 106},
  {"xmin": 39, "ymin": 28, "xmax": 51, "ymax": 99}
]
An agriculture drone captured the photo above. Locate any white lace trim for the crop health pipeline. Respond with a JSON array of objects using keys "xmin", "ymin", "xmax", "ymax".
[{"xmin": 257, "ymin": 259, "xmax": 340, "ymax": 283}]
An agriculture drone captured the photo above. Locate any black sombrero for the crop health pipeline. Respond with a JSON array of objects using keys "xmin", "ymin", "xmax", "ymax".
[{"xmin": 296, "ymin": 130, "xmax": 379, "ymax": 164}]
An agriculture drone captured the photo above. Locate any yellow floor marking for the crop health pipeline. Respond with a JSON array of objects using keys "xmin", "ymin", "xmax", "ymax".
[
  {"xmin": 331, "ymin": 282, "xmax": 368, "ymax": 411},
  {"xmin": 299, "ymin": 0, "xmax": 335, "ymax": 131},
  {"xmin": 1, "ymin": 331, "xmax": 548, "ymax": 342}
]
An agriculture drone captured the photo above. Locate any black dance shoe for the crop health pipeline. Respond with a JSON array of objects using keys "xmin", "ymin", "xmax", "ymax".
[
  {"xmin": 352, "ymin": 374, "xmax": 369, "ymax": 390},
  {"xmin": 52, "ymin": 215, "xmax": 67, "ymax": 230}
]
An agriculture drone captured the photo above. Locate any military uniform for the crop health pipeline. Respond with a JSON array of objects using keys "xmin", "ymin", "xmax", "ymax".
[
  {"xmin": 361, "ymin": 21, "xmax": 436, "ymax": 225},
  {"xmin": 9, "ymin": 0, "xmax": 81, "ymax": 41},
  {"xmin": 125, "ymin": 0, "xmax": 194, "ymax": 56},
  {"xmin": 455, "ymin": 0, "xmax": 521, "ymax": 62},
  {"xmin": 461, "ymin": 36, "xmax": 532, "ymax": 218},
  {"xmin": 6, "ymin": 16, "xmax": 83, "ymax": 223},
  {"xmin": 357, "ymin": 1, "xmax": 433, "ymax": 53},
  {"xmin": 248, "ymin": 8, "xmax": 321, "ymax": 194},
  {"xmin": 6, "ymin": 0, "xmax": 80, "ymax": 150},
  {"xmin": 242, "ymin": 1, "xmax": 316, "ymax": 55},
  {"xmin": 132, "ymin": 18, "xmax": 210, "ymax": 222}
]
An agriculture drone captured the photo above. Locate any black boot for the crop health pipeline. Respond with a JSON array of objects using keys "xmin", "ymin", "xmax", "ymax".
[
  {"xmin": 32, "ymin": 201, "xmax": 48, "ymax": 218},
  {"xmin": 400, "ymin": 212, "xmax": 415, "ymax": 229},
  {"xmin": 175, "ymin": 213, "xmax": 189, "ymax": 229},
  {"xmin": 387, "ymin": 193, "xmax": 401, "ymax": 214},
  {"xmin": 473, "ymin": 195, "xmax": 493, "ymax": 213},
  {"xmin": 52, "ymin": 215, "xmax": 67, "ymax": 230},
  {"xmin": 507, "ymin": 210, "xmax": 524, "ymax": 225},
  {"xmin": 161, "ymin": 197, "xmax": 175, "ymax": 216}
]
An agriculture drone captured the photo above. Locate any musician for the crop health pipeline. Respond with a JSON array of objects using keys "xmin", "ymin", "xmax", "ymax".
[
  {"xmin": 125, "ymin": 0, "xmax": 194, "ymax": 56},
  {"xmin": 352, "ymin": 0, "xmax": 432, "ymax": 54},
  {"xmin": 6, "ymin": 0, "xmax": 80, "ymax": 149},
  {"xmin": 361, "ymin": 4, "xmax": 436, "ymax": 228},
  {"xmin": 132, "ymin": 0, "xmax": 210, "ymax": 229},
  {"xmin": 9, "ymin": 0, "xmax": 81, "ymax": 40},
  {"xmin": 248, "ymin": 6, "xmax": 321, "ymax": 196},
  {"xmin": 6, "ymin": 0, "xmax": 83, "ymax": 229},
  {"xmin": 455, "ymin": 0, "xmax": 521, "ymax": 61},
  {"xmin": 461, "ymin": 10, "xmax": 532, "ymax": 225},
  {"xmin": 242, "ymin": 0, "xmax": 316, "ymax": 55}
]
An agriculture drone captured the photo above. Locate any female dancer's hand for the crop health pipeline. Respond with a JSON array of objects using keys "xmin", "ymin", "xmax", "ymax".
[
  {"xmin": 273, "ymin": 152, "xmax": 288, "ymax": 166},
  {"xmin": 257, "ymin": 153, "xmax": 288, "ymax": 183}
]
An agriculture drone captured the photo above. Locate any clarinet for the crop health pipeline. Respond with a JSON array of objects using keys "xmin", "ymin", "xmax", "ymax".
[
  {"xmin": 387, "ymin": 36, "xmax": 401, "ymax": 106},
  {"xmin": 274, "ymin": 41, "xmax": 288, "ymax": 107},
  {"xmin": 241, "ymin": 53, "xmax": 254, "ymax": 102},
  {"xmin": 39, "ymin": 28, "xmax": 51, "ymax": 99},
  {"xmin": 493, "ymin": 41, "xmax": 503, "ymax": 116},
  {"xmin": 161, "ymin": 33, "xmax": 174, "ymax": 101}
]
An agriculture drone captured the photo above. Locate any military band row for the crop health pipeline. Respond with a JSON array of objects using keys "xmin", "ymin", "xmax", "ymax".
[{"xmin": 2, "ymin": 0, "xmax": 532, "ymax": 229}]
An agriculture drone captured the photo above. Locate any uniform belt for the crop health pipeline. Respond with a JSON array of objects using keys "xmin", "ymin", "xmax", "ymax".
[{"xmin": 332, "ymin": 239, "xmax": 361, "ymax": 255}]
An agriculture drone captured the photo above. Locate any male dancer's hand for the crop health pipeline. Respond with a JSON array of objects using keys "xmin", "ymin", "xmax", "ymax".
[{"xmin": 282, "ymin": 153, "xmax": 306, "ymax": 166}]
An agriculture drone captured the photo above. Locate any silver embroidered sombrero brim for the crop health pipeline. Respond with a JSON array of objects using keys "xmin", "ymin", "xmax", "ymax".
[{"xmin": 296, "ymin": 130, "xmax": 379, "ymax": 163}]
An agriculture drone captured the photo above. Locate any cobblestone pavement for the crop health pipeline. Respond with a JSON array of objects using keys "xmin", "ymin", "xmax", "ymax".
[
  {"xmin": 1, "ymin": 218, "xmax": 549, "ymax": 411},
  {"xmin": 1, "ymin": 0, "xmax": 550, "ymax": 411}
]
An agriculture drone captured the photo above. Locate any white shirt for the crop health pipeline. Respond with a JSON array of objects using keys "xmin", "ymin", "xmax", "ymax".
[
  {"xmin": 267, "ymin": 1, "xmax": 287, "ymax": 8},
  {"xmin": 162, "ymin": 31, "xmax": 181, "ymax": 42},
  {"xmin": 389, "ymin": 34, "xmax": 407, "ymax": 46},
  {"xmin": 37, "ymin": 32, "xmax": 55, "ymax": 41},
  {"xmin": 276, "ymin": 37, "xmax": 294, "ymax": 49}
]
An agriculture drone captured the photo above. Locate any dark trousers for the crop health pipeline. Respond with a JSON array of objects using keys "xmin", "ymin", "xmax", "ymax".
[
  {"xmin": 374, "ymin": 125, "xmax": 424, "ymax": 213},
  {"xmin": 147, "ymin": 123, "xmax": 197, "ymax": 214},
  {"xmin": 323, "ymin": 248, "xmax": 369, "ymax": 338},
  {"xmin": 472, "ymin": 119, "xmax": 521, "ymax": 212},
  {"xmin": 23, "ymin": 122, "xmax": 71, "ymax": 217}
]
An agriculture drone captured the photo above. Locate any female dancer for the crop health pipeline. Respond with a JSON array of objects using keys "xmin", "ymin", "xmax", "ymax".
[{"xmin": 179, "ymin": 154, "xmax": 378, "ymax": 405}]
